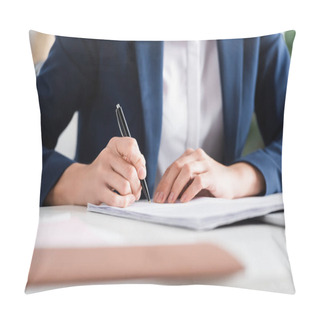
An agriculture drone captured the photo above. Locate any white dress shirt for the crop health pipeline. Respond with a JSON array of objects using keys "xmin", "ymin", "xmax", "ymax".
[{"xmin": 155, "ymin": 40, "xmax": 224, "ymax": 188}]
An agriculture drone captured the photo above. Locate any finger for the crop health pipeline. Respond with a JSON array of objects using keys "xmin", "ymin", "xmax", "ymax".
[
  {"xmin": 154, "ymin": 150, "xmax": 200, "ymax": 203},
  {"xmin": 172, "ymin": 148, "xmax": 207, "ymax": 166},
  {"xmin": 104, "ymin": 170, "xmax": 132, "ymax": 196},
  {"xmin": 161, "ymin": 149, "xmax": 198, "ymax": 181},
  {"xmin": 109, "ymin": 155, "xmax": 142, "ymax": 199},
  {"xmin": 180, "ymin": 172, "xmax": 212, "ymax": 203},
  {"xmin": 111, "ymin": 137, "xmax": 146, "ymax": 179},
  {"xmin": 99, "ymin": 188, "xmax": 136, "ymax": 208},
  {"xmin": 153, "ymin": 163, "xmax": 181, "ymax": 203},
  {"xmin": 168, "ymin": 161, "xmax": 208, "ymax": 203}
]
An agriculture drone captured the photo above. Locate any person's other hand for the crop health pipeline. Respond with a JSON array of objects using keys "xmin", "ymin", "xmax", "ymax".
[
  {"xmin": 153, "ymin": 148, "xmax": 265, "ymax": 203},
  {"xmin": 45, "ymin": 137, "xmax": 146, "ymax": 207}
]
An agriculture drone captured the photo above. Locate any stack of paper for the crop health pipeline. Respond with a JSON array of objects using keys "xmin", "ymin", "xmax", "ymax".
[{"xmin": 87, "ymin": 193, "xmax": 284, "ymax": 230}]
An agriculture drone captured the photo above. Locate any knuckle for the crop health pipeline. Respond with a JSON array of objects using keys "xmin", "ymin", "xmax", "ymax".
[
  {"xmin": 161, "ymin": 180, "xmax": 171, "ymax": 190},
  {"xmin": 182, "ymin": 163, "xmax": 192, "ymax": 176},
  {"xmin": 119, "ymin": 180, "xmax": 131, "ymax": 195},
  {"xmin": 172, "ymin": 160, "xmax": 182, "ymax": 171},
  {"xmin": 126, "ymin": 166, "xmax": 137, "ymax": 180},
  {"xmin": 109, "ymin": 136, "xmax": 119, "ymax": 146},
  {"xmin": 196, "ymin": 148, "xmax": 205, "ymax": 159},
  {"xmin": 194, "ymin": 175, "xmax": 203, "ymax": 188},
  {"xmin": 185, "ymin": 148, "xmax": 194, "ymax": 154},
  {"xmin": 125, "ymin": 140, "xmax": 139, "ymax": 159},
  {"xmin": 127, "ymin": 137, "xmax": 138, "ymax": 149}
]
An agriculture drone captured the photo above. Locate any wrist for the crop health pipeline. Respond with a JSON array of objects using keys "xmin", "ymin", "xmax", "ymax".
[
  {"xmin": 229, "ymin": 162, "xmax": 266, "ymax": 198},
  {"xmin": 44, "ymin": 163, "xmax": 87, "ymax": 205}
]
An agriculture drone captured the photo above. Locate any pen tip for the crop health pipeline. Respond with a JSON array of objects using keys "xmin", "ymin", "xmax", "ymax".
[{"xmin": 116, "ymin": 104, "xmax": 120, "ymax": 109}]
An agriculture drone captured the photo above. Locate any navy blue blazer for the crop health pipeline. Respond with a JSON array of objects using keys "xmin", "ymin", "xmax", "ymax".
[{"xmin": 38, "ymin": 34, "xmax": 290, "ymax": 206}]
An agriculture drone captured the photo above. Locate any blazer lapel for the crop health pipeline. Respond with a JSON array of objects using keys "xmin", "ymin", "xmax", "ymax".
[
  {"xmin": 217, "ymin": 39, "xmax": 244, "ymax": 164},
  {"xmin": 134, "ymin": 41, "xmax": 164, "ymax": 195}
]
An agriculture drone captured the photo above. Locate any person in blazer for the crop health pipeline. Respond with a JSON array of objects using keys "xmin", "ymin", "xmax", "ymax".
[{"xmin": 38, "ymin": 34, "xmax": 290, "ymax": 207}]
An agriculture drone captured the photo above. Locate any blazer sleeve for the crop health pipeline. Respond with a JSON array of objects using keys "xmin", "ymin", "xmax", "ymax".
[
  {"xmin": 37, "ymin": 36, "xmax": 98, "ymax": 205},
  {"xmin": 236, "ymin": 34, "xmax": 290, "ymax": 195}
]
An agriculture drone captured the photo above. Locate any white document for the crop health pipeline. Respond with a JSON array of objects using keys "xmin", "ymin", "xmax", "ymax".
[{"xmin": 87, "ymin": 193, "xmax": 284, "ymax": 230}]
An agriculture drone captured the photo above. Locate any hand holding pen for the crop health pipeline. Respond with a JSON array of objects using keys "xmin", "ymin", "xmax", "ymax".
[
  {"xmin": 44, "ymin": 103, "xmax": 149, "ymax": 207},
  {"xmin": 45, "ymin": 134, "xmax": 147, "ymax": 207}
]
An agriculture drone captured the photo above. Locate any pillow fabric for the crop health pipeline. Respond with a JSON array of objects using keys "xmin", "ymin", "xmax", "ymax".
[{"xmin": 26, "ymin": 30, "xmax": 295, "ymax": 294}]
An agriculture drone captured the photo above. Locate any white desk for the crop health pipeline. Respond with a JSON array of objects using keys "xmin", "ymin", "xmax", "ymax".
[{"xmin": 27, "ymin": 205, "xmax": 294, "ymax": 294}]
